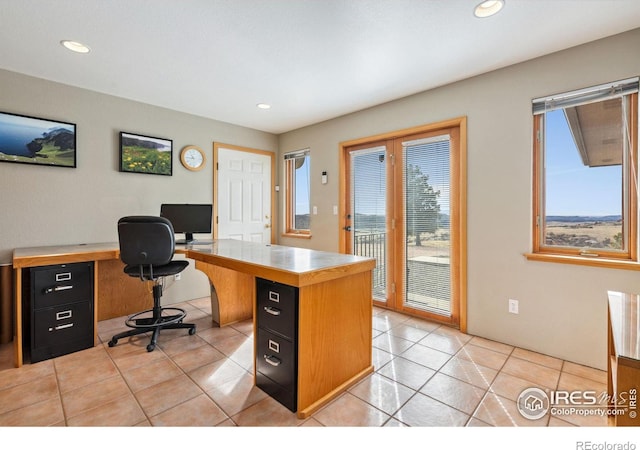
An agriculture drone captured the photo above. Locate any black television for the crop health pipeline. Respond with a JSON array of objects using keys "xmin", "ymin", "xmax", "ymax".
[{"xmin": 160, "ymin": 204, "xmax": 213, "ymax": 244}]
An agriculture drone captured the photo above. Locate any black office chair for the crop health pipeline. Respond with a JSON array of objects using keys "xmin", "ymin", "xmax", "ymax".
[{"xmin": 108, "ymin": 216, "xmax": 196, "ymax": 352}]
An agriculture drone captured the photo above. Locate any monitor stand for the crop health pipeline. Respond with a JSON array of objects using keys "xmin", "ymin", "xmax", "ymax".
[{"xmin": 175, "ymin": 232, "xmax": 194, "ymax": 245}]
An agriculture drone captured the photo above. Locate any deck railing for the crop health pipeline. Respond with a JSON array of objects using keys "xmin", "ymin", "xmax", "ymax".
[
  {"xmin": 353, "ymin": 231, "xmax": 451, "ymax": 314},
  {"xmin": 354, "ymin": 232, "xmax": 386, "ymax": 296}
]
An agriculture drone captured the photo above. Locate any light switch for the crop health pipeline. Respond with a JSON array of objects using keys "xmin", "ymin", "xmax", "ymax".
[{"xmin": 313, "ymin": 206, "xmax": 318, "ymax": 215}]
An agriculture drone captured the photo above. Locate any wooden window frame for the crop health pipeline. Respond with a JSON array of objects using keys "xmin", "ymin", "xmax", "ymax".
[{"xmin": 527, "ymin": 92, "xmax": 638, "ymax": 269}]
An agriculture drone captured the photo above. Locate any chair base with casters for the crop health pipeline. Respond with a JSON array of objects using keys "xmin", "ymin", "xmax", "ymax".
[{"xmin": 108, "ymin": 279, "xmax": 196, "ymax": 352}]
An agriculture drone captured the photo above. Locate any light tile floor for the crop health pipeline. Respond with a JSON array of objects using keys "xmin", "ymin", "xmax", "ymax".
[{"xmin": 0, "ymin": 297, "xmax": 610, "ymax": 427}]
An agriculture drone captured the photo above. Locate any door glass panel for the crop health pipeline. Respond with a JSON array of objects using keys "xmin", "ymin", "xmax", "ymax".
[
  {"xmin": 403, "ymin": 135, "xmax": 451, "ymax": 316},
  {"xmin": 350, "ymin": 146, "xmax": 387, "ymax": 301}
]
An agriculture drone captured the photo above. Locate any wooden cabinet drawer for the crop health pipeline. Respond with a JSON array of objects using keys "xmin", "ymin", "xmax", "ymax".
[
  {"xmin": 256, "ymin": 278, "xmax": 297, "ymax": 340},
  {"xmin": 32, "ymin": 262, "xmax": 93, "ymax": 309}
]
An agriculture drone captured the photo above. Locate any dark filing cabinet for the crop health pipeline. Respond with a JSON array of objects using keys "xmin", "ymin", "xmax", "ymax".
[
  {"xmin": 255, "ymin": 277, "xmax": 299, "ymax": 412},
  {"xmin": 23, "ymin": 262, "xmax": 95, "ymax": 363}
]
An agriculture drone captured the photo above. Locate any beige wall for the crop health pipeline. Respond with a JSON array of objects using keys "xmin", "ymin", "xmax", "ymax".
[
  {"xmin": 277, "ymin": 28, "xmax": 640, "ymax": 370},
  {"xmin": 0, "ymin": 69, "xmax": 277, "ymax": 303},
  {"xmin": 3, "ymin": 28, "xmax": 639, "ymax": 370}
]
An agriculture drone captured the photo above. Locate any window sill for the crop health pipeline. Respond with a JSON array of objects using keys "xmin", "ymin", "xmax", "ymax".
[
  {"xmin": 524, "ymin": 252, "xmax": 640, "ymax": 271},
  {"xmin": 282, "ymin": 232, "xmax": 312, "ymax": 240}
]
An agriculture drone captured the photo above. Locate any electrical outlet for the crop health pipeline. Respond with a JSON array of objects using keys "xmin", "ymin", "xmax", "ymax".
[
  {"xmin": 508, "ymin": 299, "xmax": 519, "ymax": 314},
  {"xmin": 174, "ymin": 273, "xmax": 181, "ymax": 281}
]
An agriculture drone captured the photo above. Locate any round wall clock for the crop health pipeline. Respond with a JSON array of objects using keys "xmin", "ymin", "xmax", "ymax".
[{"xmin": 180, "ymin": 145, "xmax": 206, "ymax": 171}]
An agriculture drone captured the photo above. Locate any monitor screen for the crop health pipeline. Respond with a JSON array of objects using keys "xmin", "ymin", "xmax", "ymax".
[{"xmin": 160, "ymin": 204, "xmax": 212, "ymax": 243}]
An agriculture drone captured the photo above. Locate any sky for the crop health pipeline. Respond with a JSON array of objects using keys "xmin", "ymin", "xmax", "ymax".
[
  {"xmin": 294, "ymin": 155, "xmax": 310, "ymax": 215},
  {"xmin": 544, "ymin": 109, "xmax": 622, "ymax": 217}
]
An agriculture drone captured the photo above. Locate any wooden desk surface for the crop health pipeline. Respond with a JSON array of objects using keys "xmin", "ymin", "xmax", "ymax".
[
  {"xmin": 13, "ymin": 242, "xmax": 120, "ymax": 269},
  {"xmin": 13, "ymin": 240, "xmax": 376, "ymax": 287},
  {"xmin": 181, "ymin": 240, "xmax": 376, "ymax": 287},
  {"xmin": 607, "ymin": 290, "xmax": 640, "ymax": 362}
]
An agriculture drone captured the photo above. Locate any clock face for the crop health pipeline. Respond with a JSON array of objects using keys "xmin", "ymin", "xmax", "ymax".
[
  {"xmin": 181, "ymin": 146, "xmax": 205, "ymax": 171},
  {"xmin": 185, "ymin": 149, "xmax": 203, "ymax": 166}
]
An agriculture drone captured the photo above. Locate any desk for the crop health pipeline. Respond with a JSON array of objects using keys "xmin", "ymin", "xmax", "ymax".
[
  {"xmin": 13, "ymin": 240, "xmax": 376, "ymax": 418},
  {"xmin": 607, "ymin": 291, "xmax": 640, "ymax": 426}
]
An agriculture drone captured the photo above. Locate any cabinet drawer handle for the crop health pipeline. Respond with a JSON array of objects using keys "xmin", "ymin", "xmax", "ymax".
[
  {"xmin": 55, "ymin": 272, "xmax": 72, "ymax": 282},
  {"xmin": 263, "ymin": 306, "xmax": 281, "ymax": 316},
  {"xmin": 56, "ymin": 310, "xmax": 72, "ymax": 320},
  {"xmin": 49, "ymin": 323, "xmax": 74, "ymax": 332},
  {"xmin": 263, "ymin": 354, "xmax": 281, "ymax": 367},
  {"xmin": 44, "ymin": 285, "xmax": 73, "ymax": 294},
  {"xmin": 268, "ymin": 291, "xmax": 280, "ymax": 302}
]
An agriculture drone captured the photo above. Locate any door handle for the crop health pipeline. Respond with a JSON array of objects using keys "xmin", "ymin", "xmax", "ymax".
[{"xmin": 343, "ymin": 226, "xmax": 352, "ymax": 232}]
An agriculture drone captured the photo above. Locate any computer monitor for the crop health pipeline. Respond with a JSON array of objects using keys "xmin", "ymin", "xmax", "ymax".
[{"xmin": 160, "ymin": 204, "xmax": 213, "ymax": 244}]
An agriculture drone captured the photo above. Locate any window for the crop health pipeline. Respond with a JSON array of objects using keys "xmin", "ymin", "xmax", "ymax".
[
  {"xmin": 530, "ymin": 78, "xmax": 638, "ymax": 265},
  {"xmin": 284, "ymin": 149, "xmax": 311, "ymax": 236}
]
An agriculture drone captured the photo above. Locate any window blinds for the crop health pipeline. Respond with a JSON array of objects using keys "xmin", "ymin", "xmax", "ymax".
[{"xmin": 532, "ymin": 77, "xmax": 639, "ymax": 115}]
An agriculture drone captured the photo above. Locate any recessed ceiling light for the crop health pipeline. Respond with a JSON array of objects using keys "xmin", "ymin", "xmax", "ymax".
[
  {"xmin": 474, "ymin": 0, "xmax": 505, "ymax": 18},
  {"xmin": 256, "ymin": 103, "xmax": 271, "ymax": 110},
  {"xmin": 60, "ymin": 40, "xmax": 91, "ymax": 54}
]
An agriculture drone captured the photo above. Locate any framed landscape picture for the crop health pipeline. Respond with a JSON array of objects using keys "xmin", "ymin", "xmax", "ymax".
[
  {"xmin": 119, "ymin": 131, "xmax": 172, "ymax": 176},
  {"xmin": 0, "ymin": 111, "xmax": 76, "ymax": 168}
]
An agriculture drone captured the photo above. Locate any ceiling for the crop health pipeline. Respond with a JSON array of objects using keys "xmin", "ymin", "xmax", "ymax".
[{"xmin": 1, "ymin": 1, "xmax": 640, "ymax": 135}]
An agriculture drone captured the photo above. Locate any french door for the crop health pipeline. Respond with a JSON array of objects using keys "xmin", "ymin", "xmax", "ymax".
[{"xmin": 341, "ymin": 119, "xmax": 466, "ymax": 329}]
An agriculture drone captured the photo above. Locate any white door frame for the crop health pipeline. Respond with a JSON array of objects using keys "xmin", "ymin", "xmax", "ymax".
[{"xmin": 213, "ymin": 142, "xmax": 276, "ymax": 243}]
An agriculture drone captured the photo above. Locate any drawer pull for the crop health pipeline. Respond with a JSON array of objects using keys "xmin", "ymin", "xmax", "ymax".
[
  {"xmin": 44, "ymin": 285, "xmax": 73, "ymax": 294},
  {"xmin": 268, "ymin": 339, "xmax": 280, "ymax": 353},
  {"xmin": 49, "ymin": 323, "xmax": 74, "ymax": 332},
  {"xmin": 263, "ymin": 306, "xmax": 281, "ymax": 316},
  {"xmin": 56, "ymin": 310, "xmax": 72, "ymax": 320},
  {"xmin": 55, "ymin": 272, "xmax": 72, "ymax": 282},
  {"xmin": 263, "ymin": 354, "xmax": 281, "ymax": 367},
  {"xmin": 268, "ymin": 291, "xmax": 280, "ymax": 302}
]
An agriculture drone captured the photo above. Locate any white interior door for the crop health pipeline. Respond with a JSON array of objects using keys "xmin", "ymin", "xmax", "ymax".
[{"xmin": 216, "ymin": 146, "xmax": 273, "ymax": 243}]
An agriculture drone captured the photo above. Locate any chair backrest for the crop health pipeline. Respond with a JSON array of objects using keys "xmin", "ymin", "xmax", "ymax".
[{"xmin": 118, "ymin": 216, "xmax": 176, "ymax": 267}]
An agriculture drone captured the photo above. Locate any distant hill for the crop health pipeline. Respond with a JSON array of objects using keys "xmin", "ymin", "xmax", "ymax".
[
  {"xmin": 25, "ymin": 128, "xmax": 74, "ymax": 157},
  {"xmin": 546, "ymin": 215, "xmax": 622, "ymax": 223},
  {"xmin": 350, "ymin": 212, "xmax": 451, "ymax": 231},
  {"xmin": 121, "ymin": 136, "xmax": 166, "ymax": 150}
]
